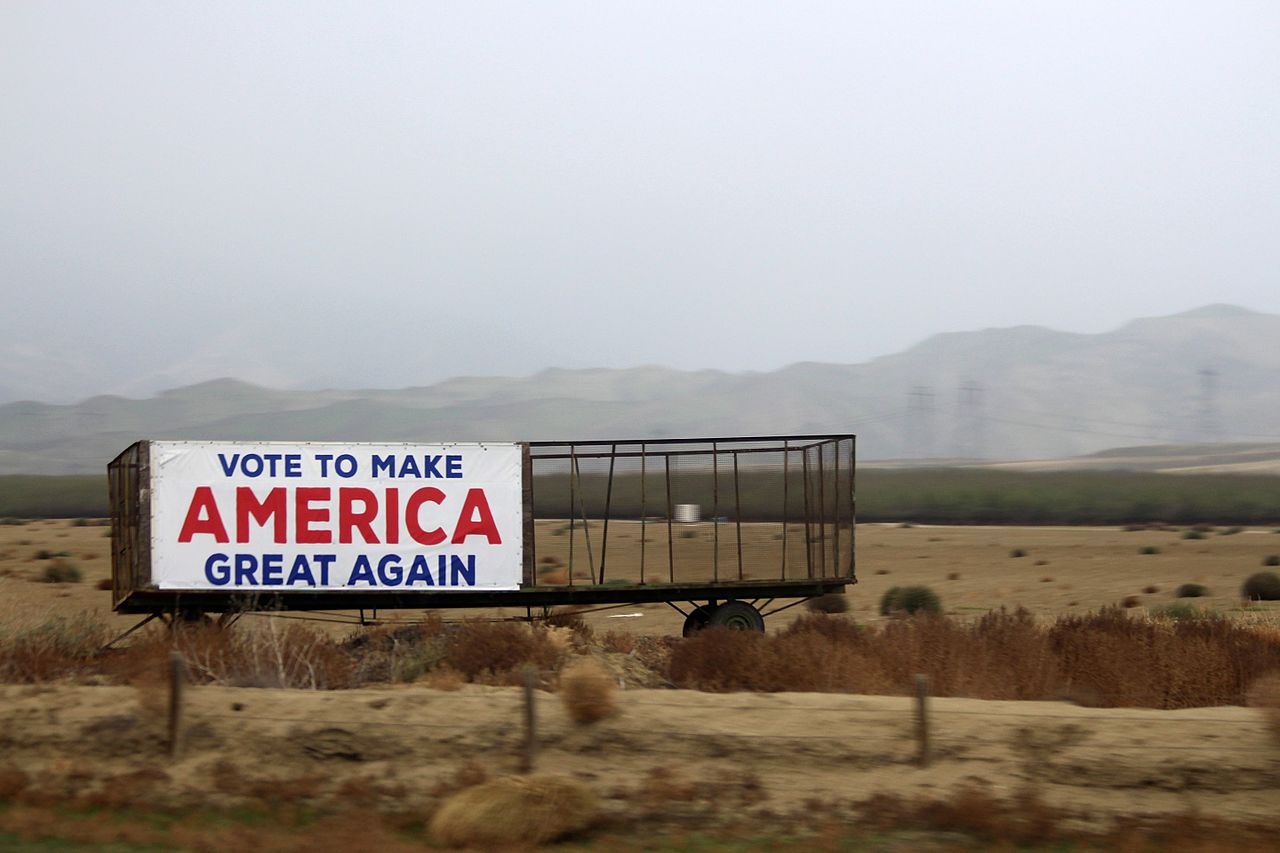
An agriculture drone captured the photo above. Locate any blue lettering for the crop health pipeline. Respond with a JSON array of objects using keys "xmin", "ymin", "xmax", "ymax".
[
  {"xmin": 284, "ymin": 454, "xmax": 302, "ymax": 477},
  {"xmin": 286, "ymin": 555, "xmax": 317, "ymax": 586},
  {"xmin": 335, "ymin": 454, "xmax": 357, "ymax": 478},
  {"xmin": 450, "ymin": 554, "xmax": 476, "ymax": 586},
  {"xmin": 234, "ymin": 554, "xmax": 258, "ymax": 585},
  {"xmin": 398, "ymin": 456, "xmax": 420, "ymax": 478},
  {"xmin": 315, "ymin": 554, "xmax": 335, "ymax": 586},
  {"xmin": 446, "ymin": 455, "xmax": 462, "ymax": 478},
  {"xmin": 261, "ymin": 553, "xmax": 283, "ymax": 586},
  {"xmin": 217, "ymin": 454, "xmax": 240, "ymax": 477},
  {"xmin": 205, "ymin": 553, "xmax": 230, "ymax": 585},
  {"xmin": 348, "ymin": 555, "xmax": 376, "ymax": 586},
  {"xmin": 376, "ymin": 554, "xmax": 403, "ymax": 586},
  {"xmin": 315, "ymin": 454, "xmax": 333, "ymax": 476},
  {"xmin": 241, "ymin": 454, "xmax": 263, "ymax": 477},
  {"xmin": 371, "ymin": 454, "xmax": 395, "ymax": 477},
  {"xmin": 406, "ymin": 555, "xmax": 434, "ymax": 586},
  {"xmin": 422, "ymin": 455, "xmax": 442, "ymax": 478}
]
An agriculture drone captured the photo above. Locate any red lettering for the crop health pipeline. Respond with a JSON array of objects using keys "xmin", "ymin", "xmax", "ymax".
[
  {"xmin": 295, "ymin": 487, "xmax": 332, "ymax": 544},
  {"xmin": 338, "ymin": 487, "xmax": 380, "ymax": 544},
  {"xmin": 451, "ymin": 488, "xmax": 502, "ymax": 544},
  {"xmin": 236, "ymin": 487, "xmax": 286, "ymax": 543},
  {"xmin": 178, "ymin": 486, "xmax": 229, "ymax": 543},
  {"xmin": 405, "ymin": 488, "xmax": 446, "ymax": 545},
  {"xmin": 385, "ymin": 487, "xmax": 399, "ymax": 545}
]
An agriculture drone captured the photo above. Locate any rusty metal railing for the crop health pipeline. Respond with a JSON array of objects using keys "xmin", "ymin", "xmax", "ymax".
[{"xmin": 526, "ymin": 435, "xmax": 855, "ymax": 589}]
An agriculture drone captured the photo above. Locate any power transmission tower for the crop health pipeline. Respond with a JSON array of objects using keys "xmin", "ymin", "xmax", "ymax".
[
  {"xmin": 1196, "ymin": 368, "xmax": 1224, "ymax": 443},
  {"xmin": 907, "ymin": 385, "xmax": 937, "ymax": 459},
  {"xmin": 953, "ymin": 380, "xmax": 986, "ymax": 460}
]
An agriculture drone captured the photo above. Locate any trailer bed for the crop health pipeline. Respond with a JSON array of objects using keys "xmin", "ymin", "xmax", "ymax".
[{"xmin": 110, "ymin": 435, "xmax": 856, "ymax": 630}]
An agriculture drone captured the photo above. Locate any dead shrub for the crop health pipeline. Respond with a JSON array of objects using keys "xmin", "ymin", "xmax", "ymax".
[
  {"xmin": 417, "ymin": 665, "xmax": 466, "ymax": 690},
  {"xmin": 1121, "ymin": 595, "xmax": 1141, "ymax": 608},
  {"xmin": 40, "ymin": 559, "xmax": 82, "ymax": 583},
  {"xmin": 804, "ymin": 593, "xmax": 849, "ymax": 614},
  {"xmin": 0, "ymin": 614, "xmax": 107, "ymax": 682},
  {"xmin": 670, "ymin": 622, "xmax": 890, "ymax": 694},
  {"xmin": 669, "ymin": 608, "xmax": 1226, "ymax": 704},
  {"xmin": 108, "ymin": 620, "xmax": 356, "ymax": 690},
  {"xmin": 1048, "ymin": 608, "xmax": 1280, "ymax": 708},
  {"xmin": 542, "ymin": 608, "xmax": 594, "ymax": 644},
  {"xmin": 559, "ymin": 657, "xmax": 619, "ymax": 723},
  {"xmin": 442, "ymin": 620, "xmax": 561, "ymax": 680},
  {"xmin": 600, "ymin": 631, "xmax": 637, "ymax": 655},
  {"xmin": 342, "ymin": 618, "xmax": 447, "ymax": 684},
  {"xmin": 782, "ymin": 613, "xmax": 862, "ymax": 645},
  {"xmin": 94, "ymin": 578, "xmax": 112, "ymax": 591},
  {"xmin": 429, "ymin": 775, "xmax": 598, "ymax": 847}
]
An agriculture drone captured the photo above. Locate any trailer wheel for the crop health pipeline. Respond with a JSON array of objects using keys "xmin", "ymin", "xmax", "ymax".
[
  {"xmin": 682, "ymin": 605, "xmax": 713, "ymax": 637},
  {"xmin": 706, "ymin": 600, "xmax": 765, "ymax": 633}
]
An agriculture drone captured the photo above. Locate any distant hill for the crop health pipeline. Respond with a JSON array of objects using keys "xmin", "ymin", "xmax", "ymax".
[{"xmin": 1, "ymin": 304, "xmax": 1278, "ymax": 474}]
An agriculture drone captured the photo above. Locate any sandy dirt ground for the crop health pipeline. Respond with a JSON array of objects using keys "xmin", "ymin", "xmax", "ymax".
[
  {"xmin": 2, "ymin": 519, "xmax": 1277, "ymax": 637},
  {"xmin": 1, "ymin": 682, "xmax": 1276, "ymax": 830}
]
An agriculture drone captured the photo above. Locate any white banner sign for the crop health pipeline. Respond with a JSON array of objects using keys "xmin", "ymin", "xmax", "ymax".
[{"xmin": 149, "ymin": 441, "xmax": 524, "ymax": 591}]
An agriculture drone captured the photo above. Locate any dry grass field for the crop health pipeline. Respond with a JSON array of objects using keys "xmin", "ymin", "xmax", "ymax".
[
  {"xmin": 2, "ymin": 518, "xmax": 1279, "ymax": 636},
  {"xmin": 1, "ymin": 518, "xmax": 1279, "ymax": 849}
]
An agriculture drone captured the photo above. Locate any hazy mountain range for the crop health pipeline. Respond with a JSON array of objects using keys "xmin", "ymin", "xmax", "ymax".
[{"xmin": 2, "ymin": 304, "xmax": 1278, "ymax": 475}]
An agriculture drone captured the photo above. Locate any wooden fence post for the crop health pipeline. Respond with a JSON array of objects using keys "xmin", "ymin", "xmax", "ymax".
[
  {"xmin": 520, "ymin": 666, "xmax": 537, "ymax": 774},
  {"xmin": 914, "ymin": 673, "xmax": 930, "ymax": 768}
]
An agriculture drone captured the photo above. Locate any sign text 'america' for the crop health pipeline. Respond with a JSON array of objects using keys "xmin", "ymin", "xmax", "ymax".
[{"xmin": 148, "ymin": 442, "xmax": 524, "ymax": 592}]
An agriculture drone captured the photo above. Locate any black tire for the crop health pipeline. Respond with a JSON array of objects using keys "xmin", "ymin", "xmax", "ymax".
[
  {"xmin": 706, "ymin": 600, "xmax": 765, "ymax": 633},
  {"xmin": 682, "ymin": 605, "xmax": 713, "ymax": 637}
]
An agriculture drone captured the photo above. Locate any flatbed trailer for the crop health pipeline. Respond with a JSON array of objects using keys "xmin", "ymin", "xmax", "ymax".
[{"xmin": 109, "ymin": 435, "xmax": 855, "ymax": 633}]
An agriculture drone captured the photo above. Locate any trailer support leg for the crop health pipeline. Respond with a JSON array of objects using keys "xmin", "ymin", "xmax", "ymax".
[{"xmin": 98, "ymin": 613, "xmax": 160, "ymax": 652}]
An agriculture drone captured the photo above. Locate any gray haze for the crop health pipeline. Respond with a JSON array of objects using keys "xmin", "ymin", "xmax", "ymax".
[{"xmin": 3, "ymin": 2, "xmax": 1279, "ymax": 403}]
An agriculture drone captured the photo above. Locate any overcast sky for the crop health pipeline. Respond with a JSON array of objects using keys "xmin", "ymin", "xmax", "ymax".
[{"xmin": 2, "ymin": 2, "xmax": 1278, "ymax": 401}]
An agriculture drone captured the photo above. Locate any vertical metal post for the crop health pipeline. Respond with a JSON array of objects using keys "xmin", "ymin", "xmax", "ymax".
[
  {"xmin": 914, "ymin": 673, "xmax": 930, "ymax": 768},
  {"xmin": 832, "ymin": 440, "xmax": 840, "ymax": 579},
  {"xmin": 665, "ymin": 454, "xmax": 674, "ymax": 583},
  {"xmin": 802, "ymin": 449, "xmax": 813, "ymax": 578},
  {"xmin": 599, "ymin": 444, "xmax": 616, "ymax": 583},
  {"xmin": 574, "ymin": 453, "xmax": 595, "ymax": 583},
  {"xmin": 782, "ymin": 440, "xmax": 789, "ymax": 580},
  {"xmin": 849, "ymin": 437, "xmax": 857, "ymax": 579},
  {"xmin": 817, "ymin": 442, "xmax": 827, "ymax": 577},
  {"xmin": 712, "ymin": 443, "xmax": 720, "ymax": 582},
  {"xmin": 640, "ymin": 444, "xmax": 647, "ymax": 585},
  {"xmin": 567, "ymin": 448, "xmax": 576, "ymax": 587},
  {"xmin": 733, "ymin": 450, "xmax": 743, "ymax": 581}
]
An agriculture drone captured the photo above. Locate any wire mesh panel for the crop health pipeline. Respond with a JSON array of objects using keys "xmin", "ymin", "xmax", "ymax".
[{"xmin": 527, "ymin": 435, "xmax": 855, "ymax": 588}]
